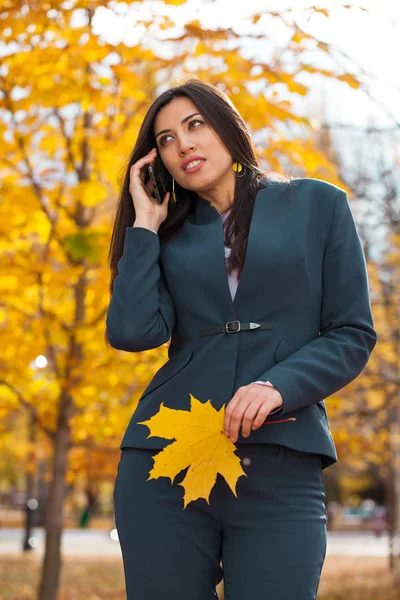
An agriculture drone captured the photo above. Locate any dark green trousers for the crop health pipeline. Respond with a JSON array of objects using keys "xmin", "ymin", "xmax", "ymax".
[{"xmin": 114, "ymin": 443, "xmax": 327, "ymax": 599}]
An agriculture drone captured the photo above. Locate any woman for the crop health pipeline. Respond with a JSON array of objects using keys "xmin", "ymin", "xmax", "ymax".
[{"xmin": 106, "ymin": 79, "xmax": 377, "ymax": 599}]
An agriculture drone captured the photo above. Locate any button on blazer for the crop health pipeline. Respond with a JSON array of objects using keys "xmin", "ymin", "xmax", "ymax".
[{"xmin": 106, "ymin": 177, "xmax": 377, "ymax": 470}]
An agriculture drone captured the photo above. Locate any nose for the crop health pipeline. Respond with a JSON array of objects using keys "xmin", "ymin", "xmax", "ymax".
[{"xmin": 178, "ymin": 137, "xmax": 195, "ymax": 156}]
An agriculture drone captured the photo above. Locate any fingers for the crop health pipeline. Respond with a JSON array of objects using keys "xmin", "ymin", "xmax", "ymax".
[
  {"xmin": 131, "ymin": 148, "xmax": 157, "ymax": 186},
  {"xmin": 224, "ymin": 387, "xmax": 257, "ymax": 443},
  {"xmin": 224, "ymin": 397, "xmax": 253, "ymax": 443},
  {"xmin": 240, "ymin": 402, "xmax": 263, "ymax": 438},
  {"xmin": 133, "ymin": 148, "xmax": 157, "ymax": 175},
  {"xmin": 251, "ymin": 404, "xmax": 271, "ymax": 431},
  {"xmin": 224, "ymin": 386, "xmax": 275, "ymax": 442},
  {"xmin": 224, "ymin": 389, "xmax": 244, "ymax": 439}
]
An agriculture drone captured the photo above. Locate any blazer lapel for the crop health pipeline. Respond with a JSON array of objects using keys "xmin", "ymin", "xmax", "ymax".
[
  {"xmin": 189, "ymin": 193, "xmax": 237, "ymax": 319},
  {"xmin": 229, "ymin": 183, "xmax": 296, "ymax": 318},
  {"xmin": 193, "ymin": 182, "xmax": 298, "ymax": 319},
  {"xmin": 161, "ymin": 180, "xmax": 307, "ymax": 322}
]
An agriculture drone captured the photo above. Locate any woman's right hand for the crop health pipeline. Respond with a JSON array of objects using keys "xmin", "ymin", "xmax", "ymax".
[{"xmin": 129, "ymin": 148, "xmax": 171, "ymax": 227}]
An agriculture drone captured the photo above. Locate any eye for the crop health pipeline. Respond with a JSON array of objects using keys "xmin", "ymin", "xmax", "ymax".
[
  {"xmin": 189, "ymin": 118, "xmax": 204, "ymax": 128},
  {"xmin": 159, "ymin": 133, "xmax": 172, "ymax": 146},
  {"xmin": 159, "ymin": 118, "xmax": 204, "ymax": 146}
]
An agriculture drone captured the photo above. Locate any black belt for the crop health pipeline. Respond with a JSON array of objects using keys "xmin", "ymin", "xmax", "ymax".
[{"xmin": 200, "ymin": 320, "xmax": 274, "ymax": 337}]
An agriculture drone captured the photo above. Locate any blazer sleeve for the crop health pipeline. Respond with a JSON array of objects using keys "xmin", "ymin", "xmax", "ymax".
[
  {"xmin": 257, "ymin": 189, "xmax": 377, "ymax": 415},
  {"xmin": 106, "ymin": 226, "xmax": 176, "ymax": 352}
]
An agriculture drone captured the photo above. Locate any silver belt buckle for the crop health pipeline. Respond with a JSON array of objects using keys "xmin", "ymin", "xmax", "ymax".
[{"xmin": 225, "ymin": 320, "xmax": 241, "ymax": 333}]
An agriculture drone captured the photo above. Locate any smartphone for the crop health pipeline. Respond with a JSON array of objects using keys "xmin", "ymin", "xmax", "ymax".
[{"xmin": 146, "ymin": 156, "xmax": 173, "ymax": 205}]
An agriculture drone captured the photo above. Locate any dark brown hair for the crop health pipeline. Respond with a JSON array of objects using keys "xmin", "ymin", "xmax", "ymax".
[{"xmin": 107, "ymin": 79, "xmax": 293, "ymax": 332}]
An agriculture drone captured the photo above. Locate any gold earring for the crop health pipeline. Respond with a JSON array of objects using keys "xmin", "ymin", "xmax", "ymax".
[
  {"xmin": 171, "ymin": 177, "xmax": 177, "ymax": 203},
  {"xmin": 232, "ymin": 162, "xmax": 245, "ymax": 177}
]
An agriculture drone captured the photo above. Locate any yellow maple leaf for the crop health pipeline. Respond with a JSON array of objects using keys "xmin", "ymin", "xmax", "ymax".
[{"xmin": 137, "ymin": 394, "xmax": 247, "ymax": 508}]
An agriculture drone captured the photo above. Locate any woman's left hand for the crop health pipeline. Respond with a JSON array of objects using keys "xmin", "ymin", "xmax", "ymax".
[{"xmin": 224, "ymin": 384, "xmax": 284, "ymax": 443}]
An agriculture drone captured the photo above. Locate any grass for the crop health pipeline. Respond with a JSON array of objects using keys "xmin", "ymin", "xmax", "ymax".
[{"xmin": 0, "ymin": 555, "xmax": 398, "ymax": 599}]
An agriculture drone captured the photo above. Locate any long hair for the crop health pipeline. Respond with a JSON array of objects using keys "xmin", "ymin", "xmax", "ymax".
[{"xmin": 107, "ymin": 79, "xmax": 293, "ymax": 337}]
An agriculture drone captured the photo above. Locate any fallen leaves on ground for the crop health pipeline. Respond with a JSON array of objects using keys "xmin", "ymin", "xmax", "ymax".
[{"xmin": 0, "ymin": 555, "xmax": 397, "ymax": 600}]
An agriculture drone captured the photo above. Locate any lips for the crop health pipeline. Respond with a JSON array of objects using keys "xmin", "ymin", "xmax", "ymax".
[
  {"xmin": 181, "ymin": 156, "xmax": 206, "ymax": 171},
  {"xmin": 184, "ymin": 160, "xmax": 206, "ymax": 174}
]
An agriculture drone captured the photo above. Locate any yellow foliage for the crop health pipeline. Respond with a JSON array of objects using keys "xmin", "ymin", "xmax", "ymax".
[
  {"xmin": 71, "ymin": 181, "xmax": 107, "ymax": 208},
  {"xmin": 0, "ymin": 0, "xmax": 377, "ymax": 491},
  {"xmin": 337, "ymin": 73, "xmax": 361, "ymax": 89},
  {"xmin": 138, "ymin": 394, "xmax": 247, "ymax": 508},
  {"xmin": 312, "ymin": 7, "xmax": 329, "ymax": 18}
]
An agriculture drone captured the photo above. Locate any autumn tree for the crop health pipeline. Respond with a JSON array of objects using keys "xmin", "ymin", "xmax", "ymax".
[
  {"xmin": 315, "ymin": 120, "xmax": 399, "ymax": 584},
  {"xmin": 0, "ymin": 1, "xmax": 371, "ymax": 599}
]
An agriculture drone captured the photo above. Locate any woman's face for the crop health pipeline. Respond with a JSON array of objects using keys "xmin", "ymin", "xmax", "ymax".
[{"xmin": 153, "ymin": 96, "xmax": 235, "ymax": 195}]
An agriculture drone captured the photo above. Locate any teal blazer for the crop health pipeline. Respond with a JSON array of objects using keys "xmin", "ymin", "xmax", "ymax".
[{"xmin": 106, "ymin": 178, "xmax": 377, "ymax": 470}]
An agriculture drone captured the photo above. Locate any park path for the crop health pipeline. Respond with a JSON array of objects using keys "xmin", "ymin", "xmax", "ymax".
[{"xmin": 0, "ymin": 528, "xmax": 390, "ymax": 557}]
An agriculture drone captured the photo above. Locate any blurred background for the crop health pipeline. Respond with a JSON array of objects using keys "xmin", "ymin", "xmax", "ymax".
[{"xmin": 0, "ymin": 0, "xmax": 399, "ymax": 599}]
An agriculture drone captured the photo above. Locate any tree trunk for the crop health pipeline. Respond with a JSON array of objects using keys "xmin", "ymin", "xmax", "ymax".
[
  {"xmin": 386, "ymin": 461, "xmax": 396, "ymax": 570},
  {"xmin": 393, "ymin": 383, "xmax": 400, "ymax": 587},
  {"xmin": 37, "ymin": 393, "xmax": 72, "ymax": 600},
  {"xmin": 385, "ymin": 380, "xmax": 400, "ymax": 589},
  {"xmin": 23, "ymin": 409, "xmax": 37, "ymax": 552},
  {"xmin": 392, "ymin": 328, "xmax": 400, "ymax": 587}
]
